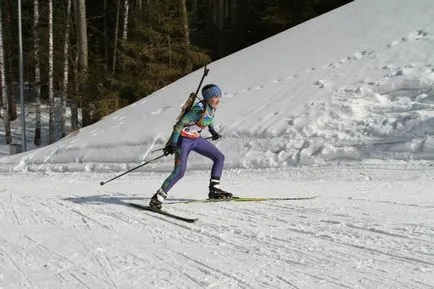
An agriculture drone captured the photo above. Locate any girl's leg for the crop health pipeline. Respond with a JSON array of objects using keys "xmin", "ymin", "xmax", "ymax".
[
  {"xmin": 192, "ymin": 138, "xmax": 231, "ymax": 199},
  {"xmin": 160, "ymin": 137, "xmax": 195, "ymax": 193},
  {"xmin": 192, "ymin": 137, "xmax": 225, "ymax": 179}
]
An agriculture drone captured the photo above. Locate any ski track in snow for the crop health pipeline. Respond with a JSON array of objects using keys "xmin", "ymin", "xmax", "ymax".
[{"xmin": 0, "ymin": 167, "xmax": 433, "ymax": 288}]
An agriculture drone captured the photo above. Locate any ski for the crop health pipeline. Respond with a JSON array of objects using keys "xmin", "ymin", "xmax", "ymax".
[
  {"xmin": 169, "ymin": 195, "xmax": 318, "ymax": 204},
  {"xmin": 127, "ymin": 203, "xmax": 198, "ymax": 223}
]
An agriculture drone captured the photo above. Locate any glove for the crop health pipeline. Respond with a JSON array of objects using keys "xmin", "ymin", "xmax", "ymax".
[
  {"xmin": 163, "ymin": 143, "xmax": 177, "ymax": 155},
  {"xmin": 211, "ymin": 132, "xmax": 222, "ymax": 141}
]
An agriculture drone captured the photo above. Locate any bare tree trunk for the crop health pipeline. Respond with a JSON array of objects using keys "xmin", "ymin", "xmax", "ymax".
[
  {"xmin": 69, "ymin": 1, "xmax": 78, "ymax": 130},
  {"xmin": 217, "ymin": 0, "xmax": 225, "ymax": 57},
  {"xmin": 34, "ymin": 0, "xmax": 41, "ymax": 146},
  {"xmin": 190, "ymin": 0, "xmax": 198, "ymax": 42},
  {"xmin": 75, "ymin": 0, "xmax": 89, "ymax": 126},
  {"xmin": 71, "ymin": 47, "xmax": 79, "ymax": 130},
  {"xmin": 0, "ymin": 0, "xmax": 11, "ymax": 144},
  {"xmin": 206, "ymin": 0, "xmax": 217, "ymax": 57},
  {"xmin": 61, "ymin": 0, "xmax": 72, "ymax": 138},
  {"xmin": 76, "ymin": 0, "xmax": 88, "ymax": 74},
  {"xmin": 180, "ymin": 0, "xmax": 192, "ymax": 72},
  {"xmin": 136, "ymin": 0, "xmax": 142, "ymax": 20},
  {"xmin": 229, "ymin": 0, "xmax": 236, "ymax": 30},
  {"xmin": 228, "ymin": 0, "xmax": 236, "ymax": 54},
  {"xmin": 167, "ymin": 35, "xmax": 172, "ymax": 68},
  {"xmin": 209, "ymin": 0, "xmax": 216, "ymax": 26},
  {"xmin": 104, "ymin": 0, "xmax": 108, "ymax": 70},
  {"xmin": 290, "ymin": 0, "xmax": 303, "ymax": 26},
  {"xmin": 5, "ymin": 0, "xmax": 16, "ymax": 122},
  {"xmin": 112, "ymin": 0, "xmax": 121, "ymax": 73},
  {"xmin": 48, "ymin": 0, "xmax": 55, "ymax": 143},
  {"xmin": 122, "ymin": 0, "xmax": 129, "ymax": 40}
]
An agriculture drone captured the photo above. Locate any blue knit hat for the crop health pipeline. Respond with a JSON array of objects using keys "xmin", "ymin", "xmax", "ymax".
[{"xmin": 202, "ymin": 84, "xmax": 222, "ymax": 99}]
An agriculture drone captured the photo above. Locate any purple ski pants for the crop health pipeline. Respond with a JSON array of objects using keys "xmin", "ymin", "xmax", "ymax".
[{"xmin": 161, "ymin": 136, "xmax": 225, "ymax": 193}]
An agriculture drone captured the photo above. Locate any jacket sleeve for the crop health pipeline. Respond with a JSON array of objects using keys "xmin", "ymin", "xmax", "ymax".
[{"xmin": 168, "ymin": 105, "xmax": 203, "ymax": 145}]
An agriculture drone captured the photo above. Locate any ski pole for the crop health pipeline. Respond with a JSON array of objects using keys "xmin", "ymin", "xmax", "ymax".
[{"xmin": 99, "ymin": 154, "xmax": 166, "ymax": 186}]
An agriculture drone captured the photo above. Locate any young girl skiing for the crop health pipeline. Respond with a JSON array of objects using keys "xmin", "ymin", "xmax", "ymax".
[{"xmin": 149, "ymin": 84, "xmax": 233, "ymax": 209}]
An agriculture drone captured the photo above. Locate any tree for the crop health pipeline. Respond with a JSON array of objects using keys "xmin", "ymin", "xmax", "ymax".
[
  {"xmin": 0, "ymin": 0, "xmax": 11, "ymax": 144},
  {"xmin": 216, "ymin": 0, "xmax": 225, "ymax": 57},
  {"xmin": 113, "ymin": 0, "xmax": 210, "ymax": 103},
  {"xmin": 104, "ymin": 0, "xmax": 109, "ymax": 70},
  {"xmin": 76, "ymin": 0, "xmax": 88, "ymax": 73},
  {"xmin": 61, "ymin": 0, "xmax": 72, "ymax": 138},
  {"xmin": 2, "ymin": 0, "xmax": 352, "ymax": 131},
  {"xmin": 180, "ymin": 0, "xmax": 192, "ymax": 72},
  {"xmin": 112, "ymin": 0, "xmax": 121, "ymax": 73},
  {"xmin": 136, "ymin": 0, "xmax": 142, "ymax": 20},
  {"xmin": 4, "ymin": 0, "xmax": 16, "ymax": 122},
  {"xmin": 34, "ymin": 0, "xmax": 41, "ymax": 146},
  {"xmin": 74, "ymin": 0, "xmax": 89, "ymax": 125},
  {"xmin": 189, "ymin": 0, "xmax": 198, "ymax": 43},
  {"xmin": 48, "ymin": 0, "xmax": 55, "ymax": 143},
  {"xmin": 122, "ymin": 0, "xmax": 129, "ymax": 41}
]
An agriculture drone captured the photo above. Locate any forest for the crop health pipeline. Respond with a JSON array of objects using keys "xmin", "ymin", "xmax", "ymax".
[{"xmin": 0, "ymin": 0, "xmax": 351, "ymax": 146}]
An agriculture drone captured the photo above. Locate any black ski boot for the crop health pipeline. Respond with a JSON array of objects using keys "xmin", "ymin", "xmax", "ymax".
[
  {"xmin": 208, "ymin": 178, "xmax": 233, "ymax": 200},
  {"xmin": 149, "ymin": 188, "xmax": 167, "ymax": 210}
]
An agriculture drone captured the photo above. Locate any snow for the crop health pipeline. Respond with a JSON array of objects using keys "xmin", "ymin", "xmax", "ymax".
[
  {"xmin": 1, "ymin": 168, "xmax": 433, "ymax": 288},
  {"xmin": 1, "ymin": 0, "xmax": 434, "ymax": 288}
]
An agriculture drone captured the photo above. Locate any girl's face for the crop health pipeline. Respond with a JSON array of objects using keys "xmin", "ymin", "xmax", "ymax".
[{"xmin": 207, "ymin": 97, "xmax": 220, "ymax": 109}]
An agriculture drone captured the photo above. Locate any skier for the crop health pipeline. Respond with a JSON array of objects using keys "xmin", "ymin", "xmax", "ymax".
[{"xmin": 149, "ymin": 84, "xmax": 233, "ymax": 209}]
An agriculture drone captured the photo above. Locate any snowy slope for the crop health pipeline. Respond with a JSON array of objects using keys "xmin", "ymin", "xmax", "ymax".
[
  {"xmin": 2, "ymin": 0, "xmax": 434, "ymax": 172},
  {"xmin": 1, "ymin": 0, "xmax": 434, "ymax": 288}
]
